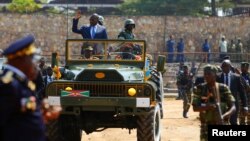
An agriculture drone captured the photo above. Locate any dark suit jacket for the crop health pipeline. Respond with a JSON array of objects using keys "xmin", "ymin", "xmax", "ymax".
[
  {"xmin": 34, "ymin": 70, "xmax": 45, "ymax": 101},
  {"xmin": 219, "ymin": 73, "xmax": 248, "ymax": 108},
  {"xmin": 72, "ymin": 19, "xmax": 108, "ymax": 39}
]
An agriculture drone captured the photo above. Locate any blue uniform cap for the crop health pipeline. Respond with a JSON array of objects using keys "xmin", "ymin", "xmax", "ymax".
[
  {"xmin": 3, "ymin": 35, "xmax": 37, "ymax": 59},
  {"xmin": 3, "ymin": 35, "xmax": 35, "ymax": 56}
]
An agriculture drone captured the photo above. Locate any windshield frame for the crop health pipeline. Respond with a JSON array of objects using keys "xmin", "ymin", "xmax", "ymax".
[{"xmin": 65, "ymin": 39, "xmax": 146, "ymax": 67}]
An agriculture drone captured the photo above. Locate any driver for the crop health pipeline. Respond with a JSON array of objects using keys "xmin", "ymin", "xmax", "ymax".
[{"xmin": 81, "ymin": 46, "xmax": 99, "ymax": 60}]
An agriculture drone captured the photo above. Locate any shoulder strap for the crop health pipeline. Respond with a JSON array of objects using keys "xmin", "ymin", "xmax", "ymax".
[{"xmin": 215, "ymin": 82, "xmax": 221, "ymax": 103}]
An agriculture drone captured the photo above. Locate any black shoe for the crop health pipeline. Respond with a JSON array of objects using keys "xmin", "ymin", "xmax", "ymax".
[
  {"xmin": 176, "ymin": 97, "xmax": 182, "ymax": 100},
  {"xmin": 183, "ymin": 111, "xmax": 188, "ymax": 118}
]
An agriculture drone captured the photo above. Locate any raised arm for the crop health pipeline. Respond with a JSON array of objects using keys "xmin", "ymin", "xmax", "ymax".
[{"xmin": 72, "ymin": 10, "xmax": 82, "ymax": 34}]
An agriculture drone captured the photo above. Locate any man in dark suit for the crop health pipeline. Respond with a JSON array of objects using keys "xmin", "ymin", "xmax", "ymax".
[
  {"xmin": 43, "ymin": 67, "xmax": 54, "ymax": 86},
  {"xmin": 219, "ymin": 59, "xmax": 248, "ymax": 125},
  {"xmin": 72, "ymin": 11, "xmax": 108, "ymax": 39}
]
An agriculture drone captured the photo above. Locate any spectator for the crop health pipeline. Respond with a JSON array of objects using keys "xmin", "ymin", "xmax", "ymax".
[
  {"xmin": 235, "ymin": 38, "xmax": 243, "ymax": 62},
  {"xmin": 219, "ymin": 36, "xmax": 228, "ymax": 62},
  {"xmin": 202, "ymin": 39, "xmax": 210, "ymax": 63},
  {"xmin": 38, "ymin": 57, "xmax": 48, "ymax": 76},
  {"xmin": 176, "ymin": 38, "xmax": 185, "ymax": 62},
  {"xmin": 44, "ymin": 67, "xmax": 54, "ymax": 86},
  {"xmin": 166, "ymin": 35, "xmax": 175, "ymax": 63},
  {"xmin": 228, "ymin": 39, "xmax": 235, "ymax": 61}
]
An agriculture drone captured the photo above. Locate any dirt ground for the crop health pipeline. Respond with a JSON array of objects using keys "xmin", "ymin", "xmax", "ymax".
[{"xmin": 81, "ymin": 97, "xmax": 200, "ymax": 141}]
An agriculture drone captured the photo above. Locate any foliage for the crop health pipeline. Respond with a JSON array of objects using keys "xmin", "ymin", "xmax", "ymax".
[
  {"xmin": 119, "ymin": 0, "xmax": 239, "ymax": 16},
  {"xmin": 216, "ymin": 0, "xmax": 235, "ymax": 9},
  {"xmin": 237, "ymin": 0, "xmax": 250, "ymax": 3},
  {"xmin": 119, "ymin": 0, "xmax": 208, "ymax": 16},
  {"xmin": 7, "ymin": 0, "xmax": 42, "ymax": 13}
]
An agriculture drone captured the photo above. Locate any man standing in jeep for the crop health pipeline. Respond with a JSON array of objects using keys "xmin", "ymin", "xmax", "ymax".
[{"xmin": 118, "ymin": 19, "xmax": 136, "ymax": 40}]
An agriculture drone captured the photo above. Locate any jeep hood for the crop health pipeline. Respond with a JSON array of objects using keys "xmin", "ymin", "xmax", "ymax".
[{"xmin": 69, "ymin": 64, "xmax": 144, "ymax": 82}]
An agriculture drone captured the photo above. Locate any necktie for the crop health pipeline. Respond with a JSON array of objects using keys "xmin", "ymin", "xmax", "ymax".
[
  {"xmin": 225, "ymin": 74, "xmax": 228, "ymax": 86},
  {"xmin": 91, "ymin": 26, "xmax": 96, "ymax": 39},
  {"xmin": 49, "ymin": 76, "xmax": 52, "ymax": 82}
]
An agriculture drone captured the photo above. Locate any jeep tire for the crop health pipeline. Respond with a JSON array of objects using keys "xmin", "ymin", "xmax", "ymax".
[
  {"xmin": 46, "ymin": 115, "xmax": 82, "ymax": 141},
  {"xmin": 137, "ymin": 104, "xmax": 161, "ymax": 141}
]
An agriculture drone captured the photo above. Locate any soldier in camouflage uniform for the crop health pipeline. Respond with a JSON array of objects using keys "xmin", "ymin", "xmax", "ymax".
[
  {"xmin": 118, "ymin": 19, "xmax": 135, "ymax": 39},
  {"xmin": 239, "ymin": 62, "xmax": 250, "ymax": 125},
  {"xmin": 176, "ymin": 65, "xmax": 193, "ymax": 118},
  {"xmin": 192, "ymin": 65, "xmax": 236, "ymax": 141}
]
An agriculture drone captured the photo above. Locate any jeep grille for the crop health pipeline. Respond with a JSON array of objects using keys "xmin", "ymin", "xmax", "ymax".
[{"xmin": 46, "ymin": 81, "xmax": 153, "ymax": 99}]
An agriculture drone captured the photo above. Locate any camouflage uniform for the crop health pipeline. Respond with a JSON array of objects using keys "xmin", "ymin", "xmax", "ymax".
[
  {"xmin": 118, "ymin": 19, "xmax": 135, "ymax": 40},
  {"xmin": 118, "ymin": 30, "xmax": 135, "ymax": 39},
  {"xmin": 176, "ymin": 65, "xmax": 193, "ymax": 118},
  {"xmin": 239, "ymin": 62, "xmax": 250, "ymax": 125},
  {"xmin": 193, "ymin": 83, "xmax": 235, "ymax": 141}
]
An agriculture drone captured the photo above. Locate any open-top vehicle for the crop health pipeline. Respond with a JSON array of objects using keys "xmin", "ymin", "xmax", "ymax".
[{"xmin": 46, "ymin": 39, "xmax": 165, "ymax": 141}]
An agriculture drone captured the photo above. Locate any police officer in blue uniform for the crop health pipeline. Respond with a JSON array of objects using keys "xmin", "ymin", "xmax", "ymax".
[{"xmin": 0, "ymin": 35, "xmax": 46, "ymax": 141}]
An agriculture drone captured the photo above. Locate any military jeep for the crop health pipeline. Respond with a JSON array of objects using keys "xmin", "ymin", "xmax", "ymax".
[{"xmin": 46, "ymin": 39, "xmax": 165, "ymax": 141}]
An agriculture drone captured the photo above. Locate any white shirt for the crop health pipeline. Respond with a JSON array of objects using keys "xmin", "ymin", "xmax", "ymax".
[
  {"xmin": 90, "ymin": 25, "xmax": 97, "ymax": 39},
  {"xmin": 219, "ymin": 40, "xmax": 228, "ymax": 53},
  {"xmin": 47, "ymin": 75, "xmax": 53, "ymax": 84}
]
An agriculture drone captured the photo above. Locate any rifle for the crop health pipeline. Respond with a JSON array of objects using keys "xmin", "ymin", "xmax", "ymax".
[
  {"xmin": 214, "ymin": 102, "xmax": 224, "ymax": 125},
  {"xmin": 214, "ymin": 83, "xmax": 224, "ymax": 125}
]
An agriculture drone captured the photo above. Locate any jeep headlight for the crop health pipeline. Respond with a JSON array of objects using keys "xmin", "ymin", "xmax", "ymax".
[{"xmin": 128, "ymin": 88, "xmax": 136, "ymax": 96}]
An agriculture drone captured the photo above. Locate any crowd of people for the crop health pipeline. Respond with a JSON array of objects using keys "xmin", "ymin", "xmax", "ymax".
[
  {"xmin": 176, "ymin": 57, "xmax": 250, "ymax": 141},
  {"xmin": 166, "ymin": 35, "xmax": 245, "ymax": 63},
  {"xmin": 0, "ymin": 11, "xmax": 138, "ymax": 141},
  {"xmin": 1, "ymin": 11, "xmax": 250, "ymax": 141}
]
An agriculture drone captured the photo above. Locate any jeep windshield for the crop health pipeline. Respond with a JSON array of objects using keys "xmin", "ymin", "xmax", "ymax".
[{"xmin": 66, "ymin": 39, "xmax": 146, "ymax": 64}]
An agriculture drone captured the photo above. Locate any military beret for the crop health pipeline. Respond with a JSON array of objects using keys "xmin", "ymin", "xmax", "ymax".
[
  {"xmin": 203, "ymin": 64, "xmax": 217, "ymax": 74},
  {"xmin": 3, "ymin": 35, "xmax": 36, "ymax": 59},
  {"xmin": 85, "ymin": 46, "xmax": 93, "ymax": 51},
  {"xmin": 241, "ymin": 62, "xmax": 249, "ymax": 67},
  {"xmin": 183, "ymin": 65, "xmax": 188, "ymax": 69}
]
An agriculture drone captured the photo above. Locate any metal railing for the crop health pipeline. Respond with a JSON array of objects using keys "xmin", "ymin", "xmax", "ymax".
[
  {"xmin": 149, "ymin": 52, "xmax": 250, "ymax": 64},
  {"xmin": 42, "ymin": 51, "xmax": 250, "ymax": 66}
]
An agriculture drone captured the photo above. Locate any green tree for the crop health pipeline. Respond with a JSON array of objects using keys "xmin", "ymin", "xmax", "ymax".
[
  {"xmin": 7, "ymin": 0, "xmax": 42, "ymax": 13},
  {"xmin": 119, "ymin": 0, "xmax": 208, "ymax": 16}
]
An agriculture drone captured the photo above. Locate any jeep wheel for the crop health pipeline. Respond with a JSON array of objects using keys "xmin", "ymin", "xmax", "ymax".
[
  {"xmin": 46, "ymin": 115, "xmax": 82, "ymax": 141},
  {"xmin": 46, "ymin": 119, "xmax": 63, "ymax": 141},
  {"xmin": 137, "ymin": 104, "xmax": 161, "ymax": 141}
]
